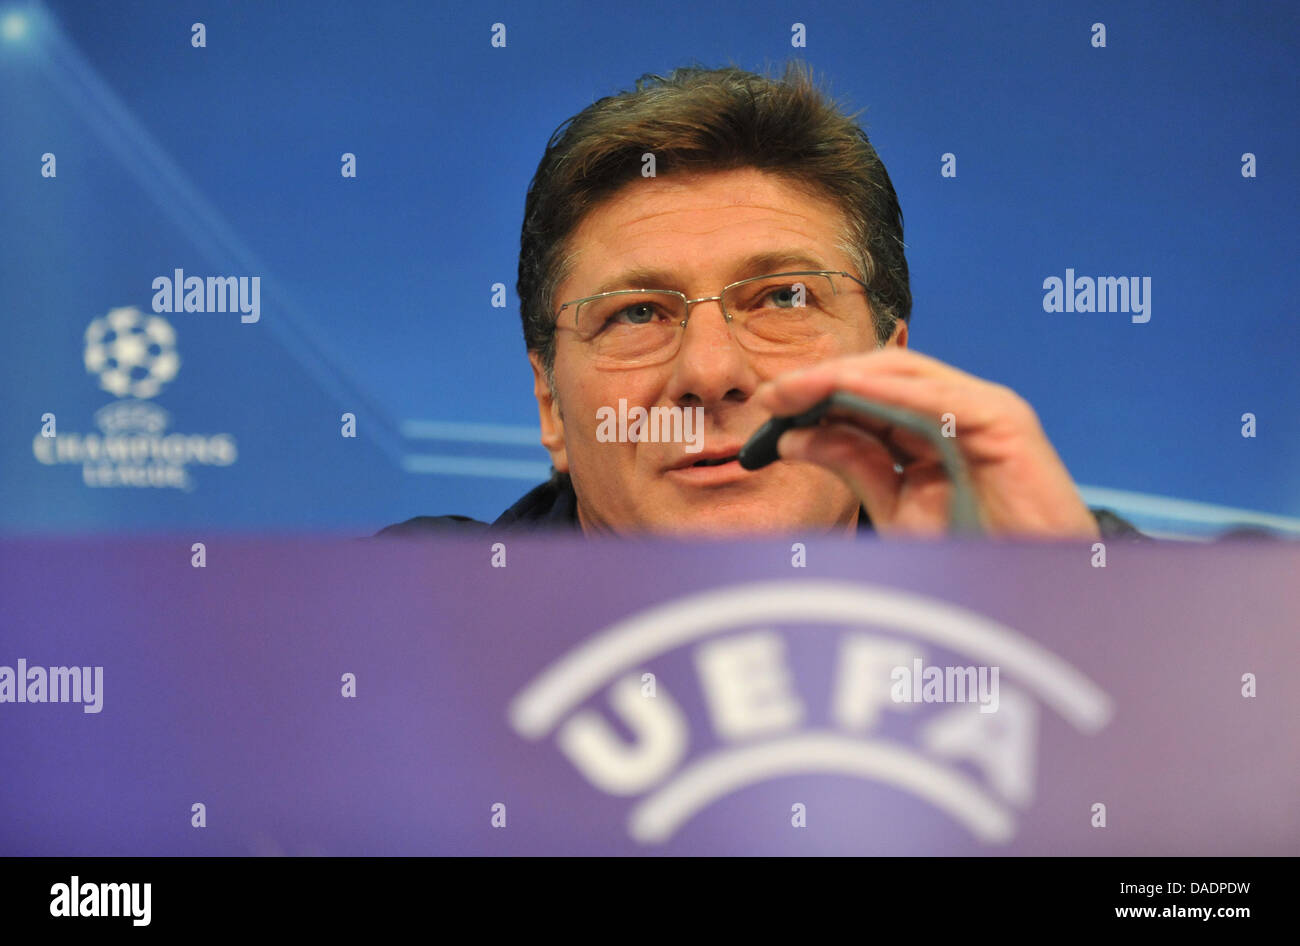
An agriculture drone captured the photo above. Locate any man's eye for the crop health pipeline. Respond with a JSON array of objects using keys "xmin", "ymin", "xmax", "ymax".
[
  {"xmin": 610, "ymin": 303, "xmax": 660, "ymax": 325},
  {"xmin": 763, "ymin": 285, "xmax": 804, "ymax": 309}
]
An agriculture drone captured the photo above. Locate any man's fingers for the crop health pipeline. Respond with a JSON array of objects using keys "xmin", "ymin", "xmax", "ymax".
[
  {"xmin": 755, "ymin": 348, "xmax": 978, "ymax": 412},
  {"xmin": 757, "ymin": 366, "xmax": 1027, "ymax": 461},
  {"xmin": 818, "ymin": 406, "xmax": 935, "ymax": 466},
  {"xmin": 776, "ymin": 424, "xmax": 900, "ymax": 524}
]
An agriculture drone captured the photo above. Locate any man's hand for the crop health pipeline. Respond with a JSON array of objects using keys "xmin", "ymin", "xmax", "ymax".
[{"xmin": 753, "ymin": 348, "xmax": 1101, "ymax": 538}]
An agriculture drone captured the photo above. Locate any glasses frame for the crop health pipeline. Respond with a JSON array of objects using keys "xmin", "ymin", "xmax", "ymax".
[{"xmin": 556, "ymin": 270, "xmax": 872, "ymax": 334}]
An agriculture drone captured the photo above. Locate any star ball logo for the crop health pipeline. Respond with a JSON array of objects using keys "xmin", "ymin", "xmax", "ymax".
[
  {"xmin": 84, "ymin": 306, "xmax": 180, "ymax": 399},
  {"xmin": 509, "ymin": 580, "xmax": 1113, "ymax": 845},
  {"xmin": 31, "ymin": 306, "xmax": 238, "ymax": 490}
]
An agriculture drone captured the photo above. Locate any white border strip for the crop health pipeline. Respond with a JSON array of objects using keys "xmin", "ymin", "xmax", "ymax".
[
  {"xmin": 401, "ymin": 456, "xmax": 552, "ymax": 480},
  {"xmin": 401, "ymin": 420, "xmax": 542, "ymax": 446}
]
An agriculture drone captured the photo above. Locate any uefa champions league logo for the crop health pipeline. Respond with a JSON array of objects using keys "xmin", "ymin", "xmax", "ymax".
[
  {"xmin": 30, "ymin": 306, "xmax": 237, "ymax": 489},
  {"xmin": 83, "ymin": 306, "xmax": 180, "ymax": 400}
]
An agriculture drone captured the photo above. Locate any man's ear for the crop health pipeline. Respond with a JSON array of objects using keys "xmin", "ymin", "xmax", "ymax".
[
  {"xmin": 886, "ymin": 319, "xmax": 908, "ymax": 349},
  {"xmin": 528, "ymin": 350, "xmax": 569, "ymax": 473}
]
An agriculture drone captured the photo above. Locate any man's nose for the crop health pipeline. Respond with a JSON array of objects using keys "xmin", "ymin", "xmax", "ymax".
[{"xmin": 665, "ymin": 297, "xmax": 754, "ymax": 405}]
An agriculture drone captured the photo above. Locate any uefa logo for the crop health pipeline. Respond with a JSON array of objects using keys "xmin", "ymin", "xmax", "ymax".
[
  {"xmin": 83, "ymin": 306, "xmax": 180, "ymax": 400},
  {"xmin": 510, "ymin": 580, "xmax": 1114, "ymax": 845}
]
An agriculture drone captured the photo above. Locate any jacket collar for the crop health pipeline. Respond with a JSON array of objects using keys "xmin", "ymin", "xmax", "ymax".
[{"xmin": 493, "ymin": 474, "xmax": 874, "ymax": 532}]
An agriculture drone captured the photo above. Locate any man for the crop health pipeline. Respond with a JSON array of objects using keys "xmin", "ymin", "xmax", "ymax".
[{"xmin": 382, "ymin": 63, "xmax": 1144, "ymax": 540}]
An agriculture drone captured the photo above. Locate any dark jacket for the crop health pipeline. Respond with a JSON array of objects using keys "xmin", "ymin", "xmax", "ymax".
[{"xmin": 377, "ymin": 474, "xmax": 1149, "ymax": 540}]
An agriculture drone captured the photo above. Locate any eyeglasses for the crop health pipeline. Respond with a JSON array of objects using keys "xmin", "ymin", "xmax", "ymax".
[{"xmin": 556, "ymin": 270, "xmax": 872, "ymax": 368}]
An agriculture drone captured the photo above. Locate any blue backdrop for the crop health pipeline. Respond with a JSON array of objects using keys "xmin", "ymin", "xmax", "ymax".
[{"xmin": 2, "ymin": 0, "xmax": 1296, "ymax": 538}]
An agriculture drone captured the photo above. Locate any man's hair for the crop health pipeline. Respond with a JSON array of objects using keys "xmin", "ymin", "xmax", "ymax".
[{"xmin": 517, "ymin": 61, "xmax": 912, "ymax": 388}]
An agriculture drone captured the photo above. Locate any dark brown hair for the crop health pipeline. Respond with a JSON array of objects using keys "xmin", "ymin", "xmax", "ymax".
[{"xmin": 517, "ymin": 61, "xmax": 911, "ymax": 387}]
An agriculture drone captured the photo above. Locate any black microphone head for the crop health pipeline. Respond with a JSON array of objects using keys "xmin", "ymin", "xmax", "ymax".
[
  {"xmin": 739, "ymin": 400, "xmax": 833, "ymax": 470},
  {"xmin": 738, "ymin": 418, "xmax": 784, "ymax": 470}
]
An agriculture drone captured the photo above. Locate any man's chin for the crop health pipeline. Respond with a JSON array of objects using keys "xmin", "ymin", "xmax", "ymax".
[{"xmin": 573, "ymin": 469, "xmax": 859, "ymax": 536}]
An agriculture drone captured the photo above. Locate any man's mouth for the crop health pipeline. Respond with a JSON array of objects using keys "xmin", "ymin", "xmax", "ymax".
[
  {"xmin": 691, "ymin": 454, "xmax": 739, "ymax": 467},
  {"xmin": 666, "ymin": 445, "xmax": 746, "ymax": 473}
]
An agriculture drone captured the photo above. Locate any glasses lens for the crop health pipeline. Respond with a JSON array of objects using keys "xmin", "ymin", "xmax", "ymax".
[
  {"xmin": 723, "ymin": 273, "xmax": 846, "ymax": 351},
  {"xmin": 575, "ymin": 291, "xmax": 686, "ymax": 365}
]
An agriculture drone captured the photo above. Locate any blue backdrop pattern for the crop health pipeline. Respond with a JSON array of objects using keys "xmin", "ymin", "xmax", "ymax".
[{"xmin": 1, "ymin": 0, "xmax": 1296, "ymax": 538}]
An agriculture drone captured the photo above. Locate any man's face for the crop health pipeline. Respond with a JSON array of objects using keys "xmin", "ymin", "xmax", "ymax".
[{"xmin": 530, "ymin": 166, "xmax": 907, "ymax": 535}]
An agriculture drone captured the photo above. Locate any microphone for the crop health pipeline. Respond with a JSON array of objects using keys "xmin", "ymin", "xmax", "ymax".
[{"xmin": 737, "ymin": 392, "xmax": 983, "ymax": 535}]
